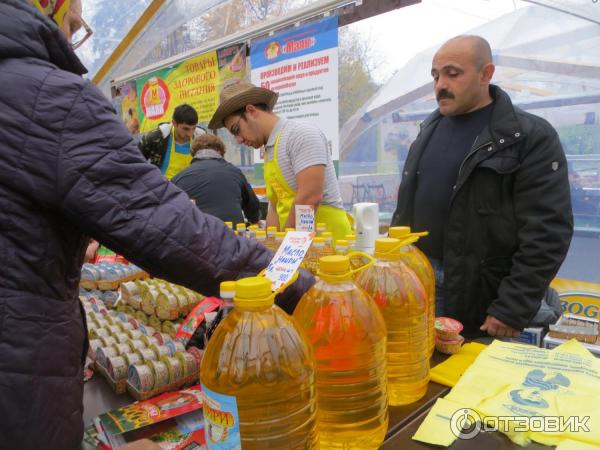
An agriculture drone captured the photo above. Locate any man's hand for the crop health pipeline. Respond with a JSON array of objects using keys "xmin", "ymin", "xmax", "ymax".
[
  {"xmin": 480, "ymin": 315, "xmax": 520, "ymax": 337},
  {"xmin": 84, "ymin": 240, "xmax": 99, "ymax": 263}
]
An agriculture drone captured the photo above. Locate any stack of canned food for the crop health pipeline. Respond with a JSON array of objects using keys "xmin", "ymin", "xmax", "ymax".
[
  {"xmin": 80, "ymin": 262, "xmax": 148, "ymax": 290},
  {"xmin": 82, "ymin": 297, "xmax": 201, "ymax": 394}
]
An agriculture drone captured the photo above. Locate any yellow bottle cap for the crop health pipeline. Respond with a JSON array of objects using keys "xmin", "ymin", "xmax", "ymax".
[
  {"xmin": 319, "ymin": 255, "xmax": 351, "ymax": 275},
  {"xmin": 374, "ymin": 238, "xmax": 402, "ymax": 259},
  {"xmin": 220, "ymin": 281, "xmax": 236, "ymax": 297},
  {"xmin": 313, "ymin": 237, "xmax": 325, "ymax": 244},
  {"xmin": 317, "ymin": 222, "xmax": 326, "ymax": 229},
  {"xmin": 285, "ymin": 227, "xmax": 296, "ymax": 232},
  {"xmin": 276, "ymin": 231, "xmax": 286, "ymax": 239},
  {"xmin": 345, "ymin": 234, "xmax": 356, "ymax": 241},
  {"xmin": 236, "ymin": 223, "xmax": 246, "ymax": 230},
  {"xmin": 388, "ymin": 226, "xmax": 411, "ymax": 238},
  {"xmin": 267, "ymin": 226, "xmax": 277, "ymax": 232},
  {"xmin": 249, "ymin": 225, "xmax": 259, "ymax": 230},
  {"xmin": 225, "ymin": 221, "xmax": 233, "ymax": 228},
  {"xmin": 256, "ymin": 230, "xmax": 266, "ymax": 239},
  {"xmin": 321, "ymin": 232, "xmax": 333, "ymax": 238},
  {"xmin": 335, "ymin": 240, "xmax": 348, "ymax": 247},
  {"xmin": 235, "ymin": 277, "xmax": 273, "ymax": 307}
]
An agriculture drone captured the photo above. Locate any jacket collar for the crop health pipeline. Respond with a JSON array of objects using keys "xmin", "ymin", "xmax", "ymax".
[
  {"xmin": 420, "ymin": 85, "xmax": 524, "ymax": 151},
  {"xmin": 0, "ymin": 0, "xmax": 87, "ymax": 75}
]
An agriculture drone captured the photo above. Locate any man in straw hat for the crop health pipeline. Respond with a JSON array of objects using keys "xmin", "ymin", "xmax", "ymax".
[
  {"xmin": 209, "ymin": 81, "xmax": 352, "ymax": 239},
  {"xmin": 0, "ymin": 2, "xmax": 313, "ymax": 448}
]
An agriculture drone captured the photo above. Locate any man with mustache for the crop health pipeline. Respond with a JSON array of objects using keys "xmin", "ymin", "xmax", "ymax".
[{"xmin": 391, "ymin": 35, "xmax": 573, "ymax": 338}]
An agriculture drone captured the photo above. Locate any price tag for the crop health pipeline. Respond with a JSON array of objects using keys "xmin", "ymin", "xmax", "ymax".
[
  {"xmin": 264, "ymin": 231, "xmax": 314, "ymax": 291},
  {"xmin": 295, "ymin": 205, "xmax": 315, "ymax": 232}
]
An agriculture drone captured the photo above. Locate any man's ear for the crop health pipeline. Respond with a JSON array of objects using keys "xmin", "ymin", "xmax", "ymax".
[{"xmin": 481, "ymin": 63, "xmax": 495, "ymax": 84}]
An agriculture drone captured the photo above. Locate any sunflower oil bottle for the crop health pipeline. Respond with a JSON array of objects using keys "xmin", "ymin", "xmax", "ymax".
[
  {"xmin": 388, "ymin": 226, "xmax": 435, "ymax": 356},
  {"xmin": 356, "ymin": 238, "xmax": 429, "ymax": 405},
  {"xmin": 303, "ymin": 237, "xmax": 335, "ymax": 276},
  {"xmin": 345, "ymin": 234, "xmax": 356, "ymax": 252},
  {"xmin": 254, "ymin": 230, "xmax": 267, "ymax": 245},
  {"xmin": 200, "ymin": 277, "xmax": 318, "ymax": 449},
  {"xmin": 247, "ymin": 224, "xmax": 259, "ymax": 239},
  {"xmin": 316, "ymin": 222, "xmax": 327, "ymax": 235},
  {"xmin": 294, "ymin": 255, "xmax": 388, "ymax": 450},
  {"xmin": 335, "ymin": 239, "xmax": 348, "ymax": 255},
  {"xmin": 265, "ymin": 226, "xmax": 278, "ymax": 251}
]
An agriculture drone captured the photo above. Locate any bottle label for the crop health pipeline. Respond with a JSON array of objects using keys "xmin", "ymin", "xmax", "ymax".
[{"xmin": 202, "ymin": 384, "xmax": 242, "ymax": 449}]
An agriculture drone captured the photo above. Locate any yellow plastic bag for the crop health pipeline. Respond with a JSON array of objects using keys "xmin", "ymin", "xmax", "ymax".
[
  {"xmin": 429, "ymin": 342, "xmax": 487, "ymax": 387},
  {"xmin": 414, "ymin": 339, "xmax": 600, "ymax": 447}
]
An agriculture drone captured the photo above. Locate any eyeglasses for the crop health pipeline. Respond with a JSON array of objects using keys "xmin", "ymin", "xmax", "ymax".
[
  {"xmin": 229, "ymin": 114, "xmax": 244, "ymax": 137},
  {"xmin": 72, "ymin": 16, "xmax": 93, "ymax": 50}
]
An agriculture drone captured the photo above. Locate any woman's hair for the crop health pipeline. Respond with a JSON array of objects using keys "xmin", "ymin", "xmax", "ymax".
[{"xmin": 191, "ymin": 133, "xmax": 226, "ymax": 156}]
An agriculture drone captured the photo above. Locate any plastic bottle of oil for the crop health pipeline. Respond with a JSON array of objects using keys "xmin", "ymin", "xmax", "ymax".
[
  {"xmin": 265, "ymin": 226, "xmax": 278, "ymax": 251},
  {"xmin": 335, "ymin": 239, "xmax": 349, "ymax": 255},
  {"xmin": 316, "ymin": 222, "xmax": 327, "ymax": 236},
  {"xmin": 294, "ymin": 255, "xmax": 388, "ymax": 450},
  {"xmin": 388, "ymin": 226, "xmax": 435, "ymax": 356},
  {"xmin": 247, "ymin": 224, "xmax": 259, "ymax": 239},
  {"xmin": 356, "ymin": 238, "xmax": 429, "ymax": 405},
  {"xmin": 201, "ymin": 276, "xmax": 318, "ymax": 449},
  {"xmin": 255, "ymin": 230, "xmax": 267, "ymax": 245}
]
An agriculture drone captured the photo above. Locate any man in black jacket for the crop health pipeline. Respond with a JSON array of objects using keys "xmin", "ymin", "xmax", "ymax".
[
  {"xmin": 172, "ymin": 134, "xmax": 260, "ymax": 227},
  {"xmin": 391, "ymin": 35, "xmax": 573, "ymax": 337}
]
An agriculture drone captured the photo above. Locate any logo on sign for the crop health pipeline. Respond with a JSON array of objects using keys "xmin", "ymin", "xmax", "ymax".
[
  {"xmin": 265, "ymin": 41, "xmax": 282, "ymax": 60},
  {"xmin": 140, "ymin": 77, "xmax": 170, "ymax": 120}
]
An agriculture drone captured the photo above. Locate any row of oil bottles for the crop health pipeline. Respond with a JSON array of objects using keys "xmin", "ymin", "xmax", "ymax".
[{"xmin": 200, "ymin": 226, "xmax": 435, "ymax": 449}]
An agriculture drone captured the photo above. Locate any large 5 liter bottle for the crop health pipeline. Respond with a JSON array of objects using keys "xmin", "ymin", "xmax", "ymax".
[
  {"xmin": 293, "ymin": 255, "xmax": 388, "ymax": 450},
  {"xmin": 357, "ymin": 238, "xmax": 429, "ymax": 405},
  {"xmin": 200, "ymin": 276, "xmax": 319, "ymax": 449},
  {"xmin": 388, "ymin": 226, "xmax": 436, "ymax": 356}
]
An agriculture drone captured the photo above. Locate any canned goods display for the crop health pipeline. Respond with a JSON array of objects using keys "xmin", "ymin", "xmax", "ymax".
[
  {"xmin": 123, "ymin": 352, "xmax": 143, "ymax": 367},
  {"xmin": 116, "ymin": 312, "xmax": 129, "ymax": 323},
  {"xmin": 128, "ymin": 364, "xmax": 154, "ymax": 392},
  {"xmin": 186, "ymin": 346, "xmax": 203, "ymax": 366},
  {"xmin": 95, "ymin": 328, "xmax": 110, "ymax": 338},
  {"xmin": 113, "ymin": 343, "xmax": 132, "ymax": 355},
  {"xmin": 150, "ymin": 344, "xmax": 170, "ymax": 359},
  {"xmin": 136, "ymin": 348, "xmax": 157, "ymax": 362},
  {"xmin": 118, "ymin": 321, "xmax": 134, "ymax": 332},
  {"xmin": 95, "ymin": 319, "xmax": 109, "ymax": 329},
  {"xmin": 164, "ymin": 340, "xmax": 185, "ymax": 356},
  {"xmin": 103, "ymin": 315, "xmax": 114, "ymax": 325},
  {"xmin": 139, "ymin": 325, "xmax": 156, "ymax": 336},
  {"xmin": 96, "ymin": 346, "xmax": 119, "ymax": 367},
  {"xmin": 152, "ymin": 332, "xmax": 169, "ymax": 345},
  {"xmin": 129, "ymin": 339, "xmax": 146, "ymax": 352},
  {"xmin": 128, "ymin": 318, "xmax": 139, "ymax": 329},
  {"xmin": 146, "ymin": 360, "xmax": 169, "ymax": 389},
  {"xmin": 99, "ymin": 335, "xmax": 117, "ymax": 348},
  {"xmin": 160, "ymin": 356, "xmax": 183, "ymax": 383},
  {"xmin": 114, "ymin": 332, "xmax": 130, "ymax": 344},
  {"xmin": 127, "ymin": 329, "xmax": 143, "ymax": 340},
  {"xmin": 88, "ymin": 339, "xmax": 103, "ymax": 358},
  {"xmin": 106, "ymin": 355, "xmax": 128, "ymax": 381},
  {"xmin": 107, "ymin": 325, "xmax": 121, "ymax": 335},
  {"xmin": 108, "ymin": 309, "xmax": 119, "ymax": 317}
]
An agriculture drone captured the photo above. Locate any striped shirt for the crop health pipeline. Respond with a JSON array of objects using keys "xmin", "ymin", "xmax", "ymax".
[{"xmin": 265, "ymin": 118, "xmax": 343, "ymax": 209}]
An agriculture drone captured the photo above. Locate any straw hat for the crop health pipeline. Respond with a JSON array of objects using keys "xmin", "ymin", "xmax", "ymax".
[{"xmin": 208, "ymin": 80, "xmax": 279, "ymax": 130}]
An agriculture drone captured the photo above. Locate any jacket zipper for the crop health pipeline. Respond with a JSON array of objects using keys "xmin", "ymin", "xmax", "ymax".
[{"xmin": 456, "ymin": 139, "xmax": 493, "ymax": 184}]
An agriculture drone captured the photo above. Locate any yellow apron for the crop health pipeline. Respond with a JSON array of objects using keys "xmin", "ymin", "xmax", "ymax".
[
  {"xmin": 264, "ymin": 130, "xmax": 352, "ymax": 240},
  {"xmin": 164, "ymin": 128, "xmax": 192, "ymax": 180}
]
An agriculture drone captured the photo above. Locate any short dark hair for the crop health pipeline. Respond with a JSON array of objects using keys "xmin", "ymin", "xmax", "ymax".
[
  {"xmin": 191, "ymin": 134, "xmax": 226, "ymax": 156},
  {"xmin": 233, "ymin": 103, "xmax": 270, "ymax": 117},
  {"xmin": 172, "ymin": 104, "xmax": 198, "ymax": 125}
]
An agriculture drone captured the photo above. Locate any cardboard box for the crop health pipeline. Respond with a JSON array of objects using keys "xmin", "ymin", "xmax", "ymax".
[{"xmin": 543, "ymin": 334, "xmax": 600, "ymax": 357}]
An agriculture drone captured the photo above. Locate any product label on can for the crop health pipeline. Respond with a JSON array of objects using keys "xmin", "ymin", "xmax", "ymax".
[{"xmin": 201, "ymin": 384, "xmax": 241, "ymax": 450}]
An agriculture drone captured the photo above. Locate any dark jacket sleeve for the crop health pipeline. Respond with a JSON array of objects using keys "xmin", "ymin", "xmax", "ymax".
[
  {"xmin": 56, "ymin": 80, "xmax": 313, "ymax": 303},
  {"xmin": 486, "ymin": 118, "xmax": 573, "ymax": 330},
  {"xmin": 238, "ymin": 168, "xmax": 261, "ymax": 223},
  {"xmin": 137, "ymin": 131, "xmax": 152, "ymax": 160}
]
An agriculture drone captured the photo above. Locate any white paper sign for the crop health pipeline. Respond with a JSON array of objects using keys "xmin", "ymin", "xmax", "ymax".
[
  {"xmin": 264, "ymin": 231, "xmax": 314, "ymax": 291},
  {"xmin": 295, "ymin": 205, "xmax": 315, "ymax": 232}
]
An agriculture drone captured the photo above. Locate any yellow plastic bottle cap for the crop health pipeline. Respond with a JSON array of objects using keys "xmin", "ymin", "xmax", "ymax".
[
  {"xmin": 321, "ymin": 232, "xmax": 333, "ymax": 239},
  {"xmin": 225, "ymin": 221, "xmax": 233, "ymax": 228},
  {"xmin": 319, "ymin": 255, "xmax": 351, "ymax": 274},
  {"xmin": 388, "ymin": 226, "xmax": 411, "ymax": 238},
  {"xmin": 220, "ymin": 281, "xmax": 236, "ymax": 298},
  {"xmin": 345, "ymin": 234, "xmax": 356, "ymax": 241},
  {"xmin": 374, "ymin": 238, "xmax": 402, "ymax": 259},
  {"xmin": 256, "ymin": 230, "xmax": 266, "ymax": 240},
  {"xmin": 285, "ymin": 227, "xmax": 296, "ymax": 232},
  {"xmin": 276, "ymin": 231, "xmax": 286, "ymax": 239},
  {"xmin": 313, "ymin": 237, "xmax": 325, "ymax": 244},
  {"xmin": 267, "ymin": 226, "xmax": 277, "ymax": 232},
  {"xmin": 234, "ymin": 231, "xmax": 238, "ymax": 236},
  {"xmin": 335, "ymin": 240, "xmax": 348, "ymax": 247},
  {"xmin": 249, "ymin": 225, "xmax": 259, "ymax": 230},
  {"xmin": 236, "ymin": 223, "xmax": 246, "ymax": 230},
  {"xmin": 235, "ymin": 277, "xmax": 274, "ymax": 307}
]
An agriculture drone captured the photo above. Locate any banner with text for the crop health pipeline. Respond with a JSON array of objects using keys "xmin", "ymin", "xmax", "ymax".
[
  {"xmin": 131, "ymin": 43, "xmax": 247, "ymax": 132},
  {"xmin": 250, "ymin": 16, "xmax": 339, "ymax": 166}
]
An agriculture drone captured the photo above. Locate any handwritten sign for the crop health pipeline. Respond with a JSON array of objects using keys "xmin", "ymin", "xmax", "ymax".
[
  {"xmin": 295, "ymin": 205, "xmax": 315, "ymax": 232},
  {"xmin": 264, "ymin": 231, "xmax": 314, "ymax": 291}
]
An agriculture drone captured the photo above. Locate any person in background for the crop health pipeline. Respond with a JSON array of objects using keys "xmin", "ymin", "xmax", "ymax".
[
  {"xmin": 172, "ymin": 134, "xmax": 260, "ymax": 227},
  {"xmin": 391, "ymin": 35, "xmax": 573, "ymax": 338},
  {"xmin": 138, "ymin": 104, "xmax": 206, "ymax": 179},
  {"xmin": 208, "ymin": 81, "xmax": 352, "ymax": 239},
  {"xmin": 0, "ymin": 1, "xmax": 313, "ymax": 448}
]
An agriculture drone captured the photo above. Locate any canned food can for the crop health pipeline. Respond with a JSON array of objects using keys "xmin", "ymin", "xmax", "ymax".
[
  {"xmin": 99, "ymin": 336, "xmax": 117, "ymax": 348},
  {"xmin": 127, "ymin": 329, "xmax": 143, "ymax": 340},
  {"xmin": 114, "ymin": 332, "xmax": 130, "ymax": 344},
  {"xmin": 106, "ymin": 355, "xmax": 128, "ymax": 381},
  {"xmin": 176, "ymin": 351, "xmax": 199, "ymax": 378},
  {"xmin": 113, "ymin": 343, "xmax": 133, "ymax": 355},
  {"xmin": 160, "ymin": 356, "xmax": 183, "ymax": 383},
  {"xmin": 150, "ymin": 344, "xmax": 170, "ymax": 359},
  {"xmin": 123, "ymin": 352, "xmax": 143, "ymax": 367},
  {"xmin": 128, "ymin": 364, "xmax": 154, "ymax": 392},
  {"xmin": 129, "ymin": 339, "xmax": 146, "ymax": 352},
  {"xmin": 146, "ymin": 360, "xmax": 169, "ymax": 389},
  {"xmin": 96, "ymin": 346, "xmax": 118, "ymax": 367},
  {"xmin": 136, "ymin": 348, "xmax": 157, "ymax": 362}
]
